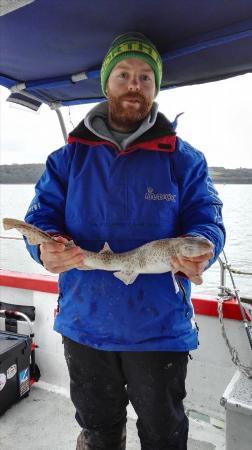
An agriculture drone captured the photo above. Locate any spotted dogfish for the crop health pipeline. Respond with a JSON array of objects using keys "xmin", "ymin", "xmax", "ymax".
[{"xmin": 3, "ymin": 217, "xmax": 214, "ymax": 290}]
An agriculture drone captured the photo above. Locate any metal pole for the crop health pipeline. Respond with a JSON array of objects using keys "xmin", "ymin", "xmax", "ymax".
[
  {"xmin": 218, "ymin": 256, "xmax": 227, "ymax": 297},
  {"xmin": 55, "ymin": 108, "xmax": 67, "ymax": 144}
]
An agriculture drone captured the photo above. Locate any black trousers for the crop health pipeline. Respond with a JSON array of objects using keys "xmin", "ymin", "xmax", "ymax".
[{"xmin": 63, "ymin": 336, "xmax": 189, "ymax": 450}]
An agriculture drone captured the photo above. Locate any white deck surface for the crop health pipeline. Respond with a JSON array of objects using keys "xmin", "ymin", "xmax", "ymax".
[{"xmin": 0, "ymin": 385, "xmax": 225, "ymax": 450}]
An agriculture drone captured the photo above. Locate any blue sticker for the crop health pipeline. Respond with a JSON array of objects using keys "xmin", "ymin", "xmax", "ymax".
[
  {"xmin": 19, "ymin": 368, "xmax": 29, "ymax": 383},
  {"xmin": 19, "ymin": 367, "xmax": 30, "ymax": 396}
]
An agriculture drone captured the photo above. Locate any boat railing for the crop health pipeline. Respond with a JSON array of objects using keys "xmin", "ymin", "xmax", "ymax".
[
  {"xmin": 218, "ymin": 256, "xmax": 252, "ymax": 298},
  {"xmin": 217, "ymin": 253, "xmax": 252, "ymax": 378},
  {"xmin": 217, "ymin": 254, "xmax": 252, "ymax": 315}
]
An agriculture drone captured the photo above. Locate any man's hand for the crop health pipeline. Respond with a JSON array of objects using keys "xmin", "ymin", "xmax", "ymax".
[
  {"xmin": 171, "ymin": 251, "xmax": 213, "ymax": 283},
  {"xmin": 40, "ymin": 236, "xmax": 85, "ymax": 274}
]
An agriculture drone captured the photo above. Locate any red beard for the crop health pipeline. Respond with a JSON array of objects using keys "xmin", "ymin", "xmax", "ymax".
[{"xmin": 107, "ymin": 89, "xmax": 153, "ymax": 130}]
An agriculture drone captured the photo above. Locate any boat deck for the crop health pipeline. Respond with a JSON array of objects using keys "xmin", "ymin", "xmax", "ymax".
[{"xmin": 0, "ymin": 385, "xmax": 225, "ymax": 450}]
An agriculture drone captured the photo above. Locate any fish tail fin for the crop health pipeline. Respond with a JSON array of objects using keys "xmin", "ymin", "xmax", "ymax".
[{"xmin": 2, "ymin": 218, "xmax": 16, "ymax": 230}]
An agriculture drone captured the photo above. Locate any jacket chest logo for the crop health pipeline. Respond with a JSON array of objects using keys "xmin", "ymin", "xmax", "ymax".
[{"xmin": 145, "ymin": 187, "xmax": 176, "ymax": 202}]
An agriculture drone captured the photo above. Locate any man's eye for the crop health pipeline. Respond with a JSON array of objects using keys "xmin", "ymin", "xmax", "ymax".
[
  {"xmin": 142, "ymin": 75, "xmax": 150, "ymax": 81},
  {"xmin": 119, "ymin": 72, "xmax": 127, "ymax": 79}
]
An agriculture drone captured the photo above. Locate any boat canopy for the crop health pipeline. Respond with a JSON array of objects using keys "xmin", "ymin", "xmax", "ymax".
[{"xmin": 0, "ymin": 0, "xmax": 252, "ymax": 109}]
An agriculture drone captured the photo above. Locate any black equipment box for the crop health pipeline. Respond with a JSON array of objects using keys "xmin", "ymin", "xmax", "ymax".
[{"xmin": 0, "ymin": 331, "xmax": 31, "ymax": 415}]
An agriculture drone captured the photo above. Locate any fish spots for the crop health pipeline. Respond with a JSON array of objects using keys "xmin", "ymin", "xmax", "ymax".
[{"xmin": 137, "ymin": 248, "xmax": 147, "ymax": 268}]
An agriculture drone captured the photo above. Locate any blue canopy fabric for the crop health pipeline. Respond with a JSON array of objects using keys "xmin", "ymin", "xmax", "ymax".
[{"xmin": 0, "ymin": 0, "xmax": 252, "ymax": 107}]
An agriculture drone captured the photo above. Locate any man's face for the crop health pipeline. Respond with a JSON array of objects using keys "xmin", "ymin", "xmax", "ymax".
[{"xmin": 106, "ymin": 57, "xmax": 156, "ymax": 130}]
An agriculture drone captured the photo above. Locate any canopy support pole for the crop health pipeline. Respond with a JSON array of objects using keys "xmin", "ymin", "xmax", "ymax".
[{"xmin": 55, "ymin": 109, "xmax": 67, "ymax": 144}]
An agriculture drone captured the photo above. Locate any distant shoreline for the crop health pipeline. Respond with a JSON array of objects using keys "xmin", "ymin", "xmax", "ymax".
[{"xmin": 0, "ymin": 164, "xmax": 252, "ymax": 185}]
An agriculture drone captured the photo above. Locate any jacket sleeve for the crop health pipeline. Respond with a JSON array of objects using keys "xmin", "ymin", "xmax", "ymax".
[
  {"xmin": 24, "ymin": 145, "xmax": 72, "ymax": 264},
  {"xmin": 173, "ymin": 138, "xmax": 226, "ymax": 266}
]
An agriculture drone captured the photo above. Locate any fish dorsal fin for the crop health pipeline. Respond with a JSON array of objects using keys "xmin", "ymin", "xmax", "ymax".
[{"xmin": 99, "ymin": 242, "xmax": 113, "ymax": 254}]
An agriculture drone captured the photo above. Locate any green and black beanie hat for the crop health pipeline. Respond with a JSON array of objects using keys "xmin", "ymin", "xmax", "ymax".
[{"xmin": 101, "ymin": 32, "xmax": 162, "ymax": 96}]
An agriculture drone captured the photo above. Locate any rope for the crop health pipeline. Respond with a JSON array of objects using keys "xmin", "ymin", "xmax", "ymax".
[
  {"xmin": 217, "ymin": 296, "xmax": 252, "ymax": 378},
  {"xmin": 0, "ymin": 234, "xmax": 252, "ymax": 276},
  {"xmin": 0, "ymin": 235, "xmax": 23, "ymax": 241},
  {"xmin": 229, "ymin": 268, "xmax": 252, "ymax": 276}
]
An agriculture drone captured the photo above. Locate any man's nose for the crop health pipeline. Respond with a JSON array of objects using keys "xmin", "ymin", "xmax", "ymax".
[{"xmin": 128, "ymin": 76, "xmax": 140, "ymax": 91}]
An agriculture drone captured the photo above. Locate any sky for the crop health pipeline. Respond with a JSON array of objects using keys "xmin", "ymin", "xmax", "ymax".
[{"xmin": 0, "ymin": 73, "xmax": 252, "ymax": 168}]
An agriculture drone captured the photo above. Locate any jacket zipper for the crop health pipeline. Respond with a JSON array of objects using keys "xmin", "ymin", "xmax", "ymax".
[{"xmin": 177, "ymin": 277, "xmax": 190, "ymax": 319}]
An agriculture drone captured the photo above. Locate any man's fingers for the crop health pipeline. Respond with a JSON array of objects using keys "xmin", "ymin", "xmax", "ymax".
[
  {"xmin": 48, "ymin": 256, "xmax": 85, "ymax": 273},
  {"xmin": 43, "ymin": 246, "xmax": 83, "ymax": 261},
  {"xmin": 40, "ymin": 236, "xmax": 70, "ymax": 253},
  {"xmin": 45, "ymin": 250, "xmax": 84, "ymax": 267},
  {"xmin": 180, "ymin": 251, "xmax": 213, "ymax": 263},
  {"xmin": 171, "ymin": 256, "xmax": 208, "ymax": 278},
  {"xmin": 40, "ymin": 246, "xmax": 83, "ymax": 265},
  {"xmin": 39, "ymin": 235, "xmax": 85, "ymax": 273},
  {"xmin": 176, "ymin": 256, "xmax": 206, "ymax": 272},
  {"xmin": 42, "ymin": 253, "xmax": 85, "ymax": 273}
]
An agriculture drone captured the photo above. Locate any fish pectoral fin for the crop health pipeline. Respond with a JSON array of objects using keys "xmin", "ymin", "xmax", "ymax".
[
  {"xmin": 113, "ymin": 270, "xmax": 138, "ymax": 285},
  {"xmin": 99, "ymin": 242, "xmax": 114, "ymax": 254}
]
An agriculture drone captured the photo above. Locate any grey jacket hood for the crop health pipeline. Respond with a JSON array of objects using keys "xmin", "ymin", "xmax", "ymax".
[{"xmin": 84, "ymin": 100, "xmax": 159, "ymax": 150}]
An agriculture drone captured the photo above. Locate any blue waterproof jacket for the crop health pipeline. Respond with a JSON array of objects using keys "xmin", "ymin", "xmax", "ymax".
[{"xmin": 25, "ymin": 112, "xmax": 225, "ymax": 351}]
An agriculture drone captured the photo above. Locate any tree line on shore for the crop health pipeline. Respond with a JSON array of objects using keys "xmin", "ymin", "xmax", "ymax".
[{"xmin": 0, "ymin": 164, "xmax": 252, "ymax": 184}]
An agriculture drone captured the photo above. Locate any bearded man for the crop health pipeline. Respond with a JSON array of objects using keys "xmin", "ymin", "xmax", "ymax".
[{"xmin": 24, "ymin": 33, "xmax": 225, "ymax": 450}]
